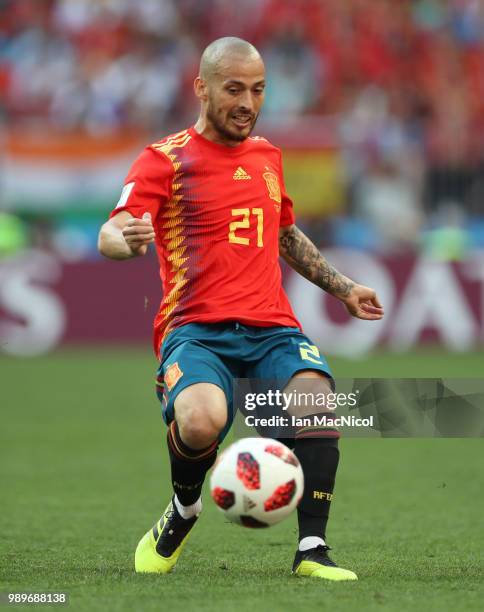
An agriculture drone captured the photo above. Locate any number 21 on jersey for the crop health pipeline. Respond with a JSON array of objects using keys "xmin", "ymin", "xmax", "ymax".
[{"xmin": 229, "ymin": 208, "xmax": 263, "ymax": 247}]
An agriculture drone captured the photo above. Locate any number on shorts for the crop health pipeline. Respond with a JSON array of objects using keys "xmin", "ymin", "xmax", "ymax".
[{"xmin": 299, "ymin": 342, "xmax": 323, "ymax": 364}]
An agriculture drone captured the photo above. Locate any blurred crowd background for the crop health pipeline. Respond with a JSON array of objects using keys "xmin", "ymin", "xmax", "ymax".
[{"xmin": 0, "ymin": 0, "xmax": 483, "ymax": 260}]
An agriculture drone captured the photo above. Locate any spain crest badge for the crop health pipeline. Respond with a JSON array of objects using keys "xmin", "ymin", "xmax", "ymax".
[{"xmin": 262, "ymin": 172, "xmax": 281, "ymax": 204}]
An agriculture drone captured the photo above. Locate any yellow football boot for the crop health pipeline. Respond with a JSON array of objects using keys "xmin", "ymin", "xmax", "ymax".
[
  {"xmin": 292, "ymin": 545, "xmax": 358, "ymax": 581},
  {"xmin": 135, "ymin": 498, "xmax": 199, "ymax": 574}
]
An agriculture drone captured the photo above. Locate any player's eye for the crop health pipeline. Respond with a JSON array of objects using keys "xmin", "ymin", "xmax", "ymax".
[{"xmin": 227, "ymin": 87, "xmax": 240, "ymax": 95}]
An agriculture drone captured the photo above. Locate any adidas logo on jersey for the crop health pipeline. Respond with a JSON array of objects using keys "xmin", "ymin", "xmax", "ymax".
[{"xmin": 233, "ymin": 166, "xmax": 251, "ymax": 180}]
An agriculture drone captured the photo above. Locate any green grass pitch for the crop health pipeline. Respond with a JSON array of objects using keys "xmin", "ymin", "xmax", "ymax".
[{"xmin": 1, "ymin": 348, "xmax": 483, "ymax": 611}]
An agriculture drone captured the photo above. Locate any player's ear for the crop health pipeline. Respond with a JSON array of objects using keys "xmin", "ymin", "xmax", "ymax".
[{"xmin": 194, "ymin": 76, "xmax": 208, "ymax": 101}]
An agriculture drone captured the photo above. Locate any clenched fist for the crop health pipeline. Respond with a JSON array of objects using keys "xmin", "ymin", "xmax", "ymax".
[{"xmin": 121, "ymin": 212, "xmax": 155, "ymax": 256}]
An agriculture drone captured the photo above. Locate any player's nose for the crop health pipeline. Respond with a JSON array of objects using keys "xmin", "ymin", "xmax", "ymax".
[{"xmin": 238, "ymin": 90, "xmax": 254, "ymax": 112}]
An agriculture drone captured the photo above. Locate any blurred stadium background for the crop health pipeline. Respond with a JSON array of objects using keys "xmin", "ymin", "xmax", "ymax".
[
  {"xmin": 1, "ymin": 3, "xmax": 483, "ymax": 609},
  {"xmin": 0, "ymin": 0, "xmax": 483, "ymax": 360}
]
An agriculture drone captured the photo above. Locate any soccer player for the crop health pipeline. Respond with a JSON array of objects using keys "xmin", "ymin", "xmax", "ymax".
[{"xmin": 98, "ymin": 37, "xmax": 383, "ymax": 581}]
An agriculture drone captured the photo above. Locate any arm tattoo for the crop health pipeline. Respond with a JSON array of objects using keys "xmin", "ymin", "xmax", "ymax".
[{"xmin": 279, "ymin": 225, "xmax": 355, "ymax": 297}]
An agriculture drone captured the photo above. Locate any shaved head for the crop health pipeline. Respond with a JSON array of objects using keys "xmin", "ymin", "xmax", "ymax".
[
  {"xmin": 194, "ymin": 37, "xmax": 265, "ymax": 146},
  {"xmin": 200, "ymin": 37, "xmax": 262, "ymax": 82}
]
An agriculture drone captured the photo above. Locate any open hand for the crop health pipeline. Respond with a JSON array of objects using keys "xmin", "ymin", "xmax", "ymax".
[{"xmin": 340, "ymin": 284, "xmax": 384, "ymax": 321}]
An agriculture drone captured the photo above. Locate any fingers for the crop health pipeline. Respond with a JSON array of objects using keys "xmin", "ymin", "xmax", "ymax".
[
  {"xmin": 356, "ymin": 310, "xmax": 384, "ymax": 321},
  {"xmin": 125, "ymin": 236, "xmax": 154, "ymax": 246},
  {"xmin": 363, "ymin": 291, "xmax": 384, "ymax": 316},
  {"xmin": 357, "ymin": 287, "xmax": 383, "ymax": 307},
  {"xmin": 371, "ymin": 294, "xmax": 383, "ymax": 309},
  {"xmin": 355, "ymin": 302, "xmax": 384, "ymax": 320},
  {"xmin": 122, "ymin": 225, "xmax": 155, "ymax": 236},
  {"xmin": 124, "ymin": 236, "xmax": 155, "ymax": 248},
  {"xmin": 360, "ymin": 302, "xmax": 384, "ymax": 315},
  {"xmin": 128, "ymin": 243, "xmax": 148, "ymax": 256},
  {"xmin": 344, "ymin": 285, "xmax": 385, "ymax": 320},
  {"xmin": 122, "ymin": 228, "xmax": 155, "ymax": 244},
  {"xmin": 122, "ymin": 212, "xmax": 155, "ymax": 247},
  {"xmin": 124, "ymin": 218, "xmax": 154, "ymax": 228},
  {"xmin": 345, "ymin": 299, "xmax": 384, "ymax": 320},
  {"xmin": 347, "ymin": 303, "xmax": 383, "ymax": 320}
]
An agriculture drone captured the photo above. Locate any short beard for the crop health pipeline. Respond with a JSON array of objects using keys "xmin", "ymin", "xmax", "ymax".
[{"xmin": 206, "ymin": 101, "xmax": 257, "ymax": 143}]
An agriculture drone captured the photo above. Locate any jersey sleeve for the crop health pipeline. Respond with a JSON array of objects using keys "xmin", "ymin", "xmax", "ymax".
[
  {"xmin": 278, "ymin": 149, "xmax": 296, "ymax": 227},
  {"xmin": 109, "ymin": 147, "xmax": 173, "ymax": 220}
]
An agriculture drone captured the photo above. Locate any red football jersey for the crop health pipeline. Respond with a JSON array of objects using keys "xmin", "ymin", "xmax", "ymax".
[{"xmin": 110, "ymin": 127, "xmax": 301, "ymax": 356}]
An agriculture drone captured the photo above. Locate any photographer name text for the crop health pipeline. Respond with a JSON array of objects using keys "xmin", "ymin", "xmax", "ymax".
[{"xmin": 244, "ymin": 415, "xmax": 374, "ymax": 428}]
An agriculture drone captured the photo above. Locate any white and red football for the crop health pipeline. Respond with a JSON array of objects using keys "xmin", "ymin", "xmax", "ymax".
[{"xmin": 210, "ymin": 437, "xmax": 304, "ymax": 528}]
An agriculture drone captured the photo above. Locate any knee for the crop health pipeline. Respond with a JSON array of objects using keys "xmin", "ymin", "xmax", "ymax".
[
  {"xmin": 178, "ymin": 414, "xmax": 220, "ymax": 448},
  {"xmin": 175, "ymin": 387, "xmax": 227, "ymax": 449},
  {"xmin": 287, "ymin": 372, "xmax": 334, "ymax": 418}
]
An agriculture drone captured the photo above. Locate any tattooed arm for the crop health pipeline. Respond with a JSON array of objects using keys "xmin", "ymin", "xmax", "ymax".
[{"xmin": 279, "ymin": 224, "xmax": 384, "ymax": 321}]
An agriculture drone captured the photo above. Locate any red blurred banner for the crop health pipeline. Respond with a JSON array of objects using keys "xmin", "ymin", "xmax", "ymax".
[{"xmin": 0, "ymin": 249, "xmax": 483, "ymax": 356}]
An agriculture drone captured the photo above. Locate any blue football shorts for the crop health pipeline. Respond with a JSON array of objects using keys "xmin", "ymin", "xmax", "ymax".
[{"xmin": 155, "ymin": 322, "xmax": 333, "ymax": 442}]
